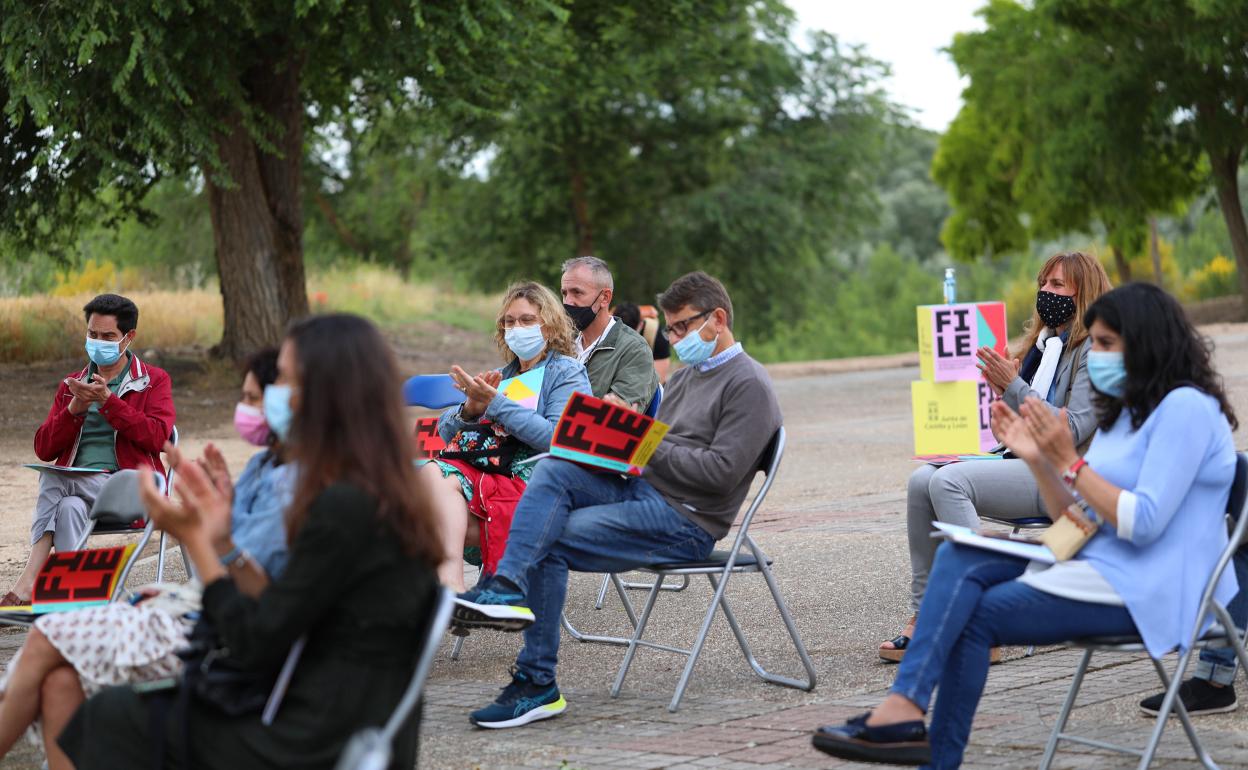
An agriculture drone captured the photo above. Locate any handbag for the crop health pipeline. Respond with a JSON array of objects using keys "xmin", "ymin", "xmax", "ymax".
[
  {"xmin": 175, "ymin": 615, "xmax": 274, "ymax": 716},
  {"xmin": 438, "ymin": 420, "xmax": 525, "ymax": 475},
  {"xmin": 1041, "ymin": 502, "xmax": 1099, "ymax": 561}
]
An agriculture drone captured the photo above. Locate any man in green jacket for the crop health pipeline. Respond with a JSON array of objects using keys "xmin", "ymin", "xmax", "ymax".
[{"xmin": 560, "ymin": 256, "xmax": 659, "ymax": 412}]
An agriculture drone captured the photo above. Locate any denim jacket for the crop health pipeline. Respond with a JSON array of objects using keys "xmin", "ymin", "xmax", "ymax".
[
  {"xmin": 231, "ymin": 450, "xmax": 295, "ymax": 578},
  {"xmin": 436, "ymin": 349, "xmax": 590, "ymax": 452}
]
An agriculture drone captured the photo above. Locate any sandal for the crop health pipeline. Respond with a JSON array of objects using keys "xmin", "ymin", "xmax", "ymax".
[
  {"xmin": 879, "ymin": 634, "xmax": 910, "ymax": 663},
  {"xmin": 0, "ymin": 592, "xmax": 28, "ymax": 608}
]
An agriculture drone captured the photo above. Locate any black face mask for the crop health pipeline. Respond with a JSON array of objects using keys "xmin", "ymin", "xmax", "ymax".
[
  {"xmin": 563, "ymin": 293, "xmax": 602, "ymax": 331},
  {"xmin": 1035, "ymin": 290, "xmax": 1076, "ymax": 329}
]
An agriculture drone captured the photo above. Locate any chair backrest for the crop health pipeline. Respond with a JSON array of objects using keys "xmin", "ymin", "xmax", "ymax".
[
  {"xmin": 644, "ymin": 384, "xmax": 663, "ymax": 419},
  {"xmin": 90, "ymin": 469, "xmax": 164, "ymax": 526},
  {"xmin": 729, "ymin": 426, "xmax": 786, "ymax": 543},
  {"xmin": 1228, "ymin": 452, "xmax": 1248, "ymax": 552},
  {"xmin": 403, "ymin": 374, "xmax": 466, "ymax": 409},
  {"xmin": 165, "ymin": 425, "xmax": 179, "ymax": 496}
]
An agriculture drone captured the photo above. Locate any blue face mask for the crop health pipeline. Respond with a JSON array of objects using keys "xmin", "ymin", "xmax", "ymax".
[
  {"xmin": 504, "ymin": 324, "xmax": 546, "ymax": 361},
  {"xmin": 263, "ymin": 385, "xmax": 295, "ymax": 442},
  {"xmin": 85, "ymin": 336, "xmax": 125, "ymax": 366},
  {"xmin": 673, "ymin": 319, "xmax": 718, "ymax": 366},
  {"xmin": 1087, "ymin": 350, "xmax": 1127, "ymax": 398}
]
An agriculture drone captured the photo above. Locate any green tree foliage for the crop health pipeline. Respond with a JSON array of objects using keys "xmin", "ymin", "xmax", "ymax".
[
  {"xmin": 934, "ymin": 0, "xmax": 1202, "ymax": 281},
  {"xmin": 446, "ymin": 0, "xmax": 900, "ymax": 340},
  {"xmin": 1035, "ymin": 0, "xmax": 1248, "ymax": 302},
  {"xmin": 0, "ymin": 0, "xmax": 560, "ymax": 358}
]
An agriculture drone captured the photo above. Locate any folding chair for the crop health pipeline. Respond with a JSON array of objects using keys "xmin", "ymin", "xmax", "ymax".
[
  {"xmin": 334, "ymin": 586, "xmax": 455, "ymax": 770},
  {"xmin": 609, "ymin": 427, "xmax": 817, "ymax": 711},
  {"xmin": 74, "ymin": 426, "xmax": 188, "ymax": 583},
  {"xmin": 1038, "ymin": 451, "xmax": 1248, "ymax": 770}
]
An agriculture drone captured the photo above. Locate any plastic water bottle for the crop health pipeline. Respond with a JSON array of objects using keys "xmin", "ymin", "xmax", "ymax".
[{"xmin": 943, "ymin": 267, "xmax": 957, "ymax": 305}]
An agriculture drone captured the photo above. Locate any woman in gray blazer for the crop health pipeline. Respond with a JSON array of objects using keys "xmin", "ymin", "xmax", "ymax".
[{"xmin": 881, "ymin": 251, "xmax": 1113, "ymax": 662}]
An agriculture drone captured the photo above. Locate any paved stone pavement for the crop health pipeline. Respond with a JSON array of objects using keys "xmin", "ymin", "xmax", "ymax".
[{"xmin": 5, "ymin": 326, "xmax": 1248, "ymax": 769}]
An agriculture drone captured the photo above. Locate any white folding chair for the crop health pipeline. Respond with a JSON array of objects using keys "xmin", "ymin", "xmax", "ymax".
[
  {"xmin": 334, "ymin": 587, "xmax": 455, "ymax": 770},
  {"xmin": 608, "ymin": 427, "xmax": 817, "ymax": 711},
  {"xmin": 1039, "ymin": 451, "xmax": 1248, "ymax": 770},
  {"xmin": 75, "ymin": 426, "xmax": 190, "ymax": 582}
]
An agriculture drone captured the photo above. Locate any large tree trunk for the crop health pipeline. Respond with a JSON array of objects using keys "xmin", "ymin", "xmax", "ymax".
[
  {"xmin": 568, "ymin": 155, "xmax": 593, "ymax": 256},
  {"xmin": 1209, "ymin": 147, "xmax": 1248, "ymax": 309},
  {"xmin": 1148, "ymin": 216, "xmax": 1164, "ymax": 287},
  {"xmin": 1110, "ymin": 245, "xmax": 1132, "ymax": 284},
  {"xmin": 207, "ymin": 52, "xmax": 308, "ymax": 361}
]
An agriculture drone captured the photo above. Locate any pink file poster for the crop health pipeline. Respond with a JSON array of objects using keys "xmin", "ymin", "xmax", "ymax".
[{"xmin": 927, "ymin": 302, "xmax": 1007, "ymax": 383}]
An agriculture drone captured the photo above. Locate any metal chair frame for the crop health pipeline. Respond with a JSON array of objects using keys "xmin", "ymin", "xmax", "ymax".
[
  {"xmin": 608, "ymin": 427, "xmax": 817, "ymax": 711},
  {"xmin": 1038, "ymin": 451, "xmax": 1248, "ymax": 770},
  {"xmin": 332, "ymin": 587, "xmax": 455, "ymax": 770},
  {"xmin": 74, "ymin": 426, "xmax": 189, "ymax": 585}
]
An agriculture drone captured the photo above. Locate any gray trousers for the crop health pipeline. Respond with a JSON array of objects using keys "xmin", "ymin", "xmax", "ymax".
[
  {"xmin": 906, "ymin": 459, "xmax": 1045, "ymax": 612},
  {"xmin": 31, "ymin": 471, "xmax": 110, "ymax": 551}
]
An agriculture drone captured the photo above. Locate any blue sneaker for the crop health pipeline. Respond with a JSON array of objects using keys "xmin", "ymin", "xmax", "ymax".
[
  {"xmin": 453, "ymin": 576, "xmax": 534, "ymax": 631},
  {"xmin": 470, "ymin": 669, "xmax": 567, "ymax": 729}
]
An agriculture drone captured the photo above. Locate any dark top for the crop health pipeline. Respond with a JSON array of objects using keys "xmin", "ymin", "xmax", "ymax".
[
  {"xmin": 60, "ymin": 482, "xmax": 438, "ymax": 770},
  {"xmin": 652, "ymin": 327, "xmax": 670, "ymax": 360}
]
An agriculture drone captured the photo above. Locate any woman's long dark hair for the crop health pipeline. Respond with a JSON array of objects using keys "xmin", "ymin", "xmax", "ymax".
[
  {"xmin": 283, "ymin": 314, "xmax": 443, "ymax": 566},
  {"xmin": 1085, "ymin": 283, "xmax": 1237, "ymax": 432}
]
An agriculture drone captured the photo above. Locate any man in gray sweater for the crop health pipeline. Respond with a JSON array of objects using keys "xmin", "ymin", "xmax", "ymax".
[{"xmin": 454, "ymin": 271, "xmax": 782, "ymax": 729}]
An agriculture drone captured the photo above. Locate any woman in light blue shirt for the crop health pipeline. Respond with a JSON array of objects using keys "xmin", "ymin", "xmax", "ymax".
[{"xmin": 814, "ymin": 283, "xmax": 1239, "ymax": 768}]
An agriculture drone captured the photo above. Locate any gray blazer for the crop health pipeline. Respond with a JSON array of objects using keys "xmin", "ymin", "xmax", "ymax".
[{"xmin": 998, "ymin": 337, "xmax": 1096, "ymax": 452}]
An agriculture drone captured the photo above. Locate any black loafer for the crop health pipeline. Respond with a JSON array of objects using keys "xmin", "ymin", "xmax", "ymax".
[{"xmin": 811, "ymin": 712, "xmax": 931, "ymax": 765}]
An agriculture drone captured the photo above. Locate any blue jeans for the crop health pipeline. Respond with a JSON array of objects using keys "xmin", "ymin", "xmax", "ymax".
[
  {"xmin": 495, "ymin": 459, "xmax": 716, "ymax": 685},
  {"xmin": 1195, "ymin": 548, "xmax": 1248, "ymax": 685},
  {"xmin": 892, "ymin": 543, "xmax": 1137, "ymax": 770}
]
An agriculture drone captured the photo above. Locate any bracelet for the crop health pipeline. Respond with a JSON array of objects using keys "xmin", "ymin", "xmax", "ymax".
[
  {"xmin": 219, "ymin": 545, "xmax": 249, "ymax": 568},
  {"xmin": 1061, "ymin": 458, "xmax": 1088, "ymax": 487}
]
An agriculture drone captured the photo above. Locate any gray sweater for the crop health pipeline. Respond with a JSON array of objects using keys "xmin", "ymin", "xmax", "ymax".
[{"xmin": 645, "ymin": 351, "xmax": 782, "ymax": 539}]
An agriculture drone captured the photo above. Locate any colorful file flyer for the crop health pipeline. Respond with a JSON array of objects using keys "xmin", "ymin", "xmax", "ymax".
[
  {"xmin": 413, "ymin": 417, "xmax": 447, "ymax": 461},
  {"xmin": 549, "ymin": 392, "xmax": 669, "ymax": 475},
  {"xmin": 917, "ymin": 302, "xmax": 1008, "ymax": 382},
  {"xmin": 28, "ymin": 544, "xmax": 137, "ymax": 613},
  {"xmin": 498, "ymin": 368, "xmax": 544, "ymax": 410},
  {"xmin": 911, "ymin": 380, "xmax": 982, "ymax": 456}
]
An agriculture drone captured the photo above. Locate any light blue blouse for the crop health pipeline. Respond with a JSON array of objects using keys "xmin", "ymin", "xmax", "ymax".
[{"xmin": 1078, "ymin": 387, "xmax": 1238, "ymax": 657}]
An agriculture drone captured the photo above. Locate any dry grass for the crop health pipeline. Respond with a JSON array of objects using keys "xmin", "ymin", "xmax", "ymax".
[{"xmin": 0, "ymin": 264, "xmax": 500, "ymax": 364}]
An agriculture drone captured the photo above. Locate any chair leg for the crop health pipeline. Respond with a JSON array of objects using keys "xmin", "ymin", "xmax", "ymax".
[
  {"xmin": 1039, "ymin": 648, "xmax": 1094, "ymax": 770},
  {"xmin": 156, "ymin": 531, "xmax": 168, "ymax": 582},
  {"xmin": 666, "ymin": 571, "xmax": 735, "ymax": 712},
  {"xmin": 610, "ymin": 579, "xmax": 665, "ymax": 698},
  {"xmin": 1141, "ymin": 653, "xmax": 1217, "ymax": 770},
  {"xmin": 724, "ymin": 550, "xmax": 817, "ymax": 691},
  {"xmin": 111, "ymin": 523, "xmax": 156, "ymax": 601},
  {"xmin": 450, "ymin": 635, "xmax": 465, "ymax": 661},
  {"xmin": 594, "ymin": 574, "xmax": 612, "ymax": 609}
]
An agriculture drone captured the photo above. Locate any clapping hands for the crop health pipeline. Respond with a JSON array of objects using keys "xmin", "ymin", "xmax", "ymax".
[
  {"xmin": 139, "ymin": 441, "xmax": 233, "ymax": 548},
  {"xmin": 990, "ymin": 397, "xmax": 1079, "ymax": 470},
  {"xmin": 450, "ymin": 366, "xmax": 501, "ymax": 418}
]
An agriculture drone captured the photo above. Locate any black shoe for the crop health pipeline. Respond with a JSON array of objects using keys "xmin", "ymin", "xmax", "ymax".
[
  {"xmin": 1140, "ymin": 678, "xmax": 1237, "ymax": 717},
  {"xmin": 811, "ymin": 712, "xmax": 931, "ymax": 765}
]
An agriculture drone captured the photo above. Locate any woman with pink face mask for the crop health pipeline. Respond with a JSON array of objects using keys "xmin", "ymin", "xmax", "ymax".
[{"xmin": 0, "ymin": 348, "xmax": 293, "ymax": 770}]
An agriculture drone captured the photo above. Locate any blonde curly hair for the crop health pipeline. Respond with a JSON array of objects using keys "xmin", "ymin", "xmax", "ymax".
[{"xmin": 493, "ymin": 281, "xmax": 577, "ymax": 362}]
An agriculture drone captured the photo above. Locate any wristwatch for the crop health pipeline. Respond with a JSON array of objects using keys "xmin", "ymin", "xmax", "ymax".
[{"xmin": 1061, "ymin": 458, "xmax": 1088, "ymax": 487}]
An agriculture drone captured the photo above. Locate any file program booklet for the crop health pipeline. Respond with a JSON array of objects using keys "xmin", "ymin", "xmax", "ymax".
[{"xmin": 931, "ymin": 522, "xmax": 1056, "ymax": 565}]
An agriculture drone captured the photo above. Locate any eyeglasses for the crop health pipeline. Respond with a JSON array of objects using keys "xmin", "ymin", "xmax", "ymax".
[
  {"xmin": 663, "ymin": 309, "xmax": 714, "ymax": 338},
  {"xmin": 500, "ymin": 314, "xmax": 541, "ymax": 330}
]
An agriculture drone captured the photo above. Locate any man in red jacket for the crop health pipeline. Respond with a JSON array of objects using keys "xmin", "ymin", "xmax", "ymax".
[{"xmin": 1, "ymin": 294, "xmax": 175, "ymax": 605}]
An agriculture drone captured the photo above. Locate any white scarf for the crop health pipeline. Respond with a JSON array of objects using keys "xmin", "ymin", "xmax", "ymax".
[{"xmin": 1030, "ymin": 328, "xmax": 1064, "ymax": 402}]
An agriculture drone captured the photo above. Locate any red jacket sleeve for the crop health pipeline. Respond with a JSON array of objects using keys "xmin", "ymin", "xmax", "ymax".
[
  {"xmin": 98, "ymin": 368, "xmax": 176, "ymax": 454},
  {"xmin": 33, "ymin": 379, "xmax": 87, "ymax": 462}
]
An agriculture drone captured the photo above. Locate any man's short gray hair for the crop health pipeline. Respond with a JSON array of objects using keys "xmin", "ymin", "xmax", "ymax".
[{"xmin": 561, "ymin": 256, "xmax": 614, "ymax": 291}]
